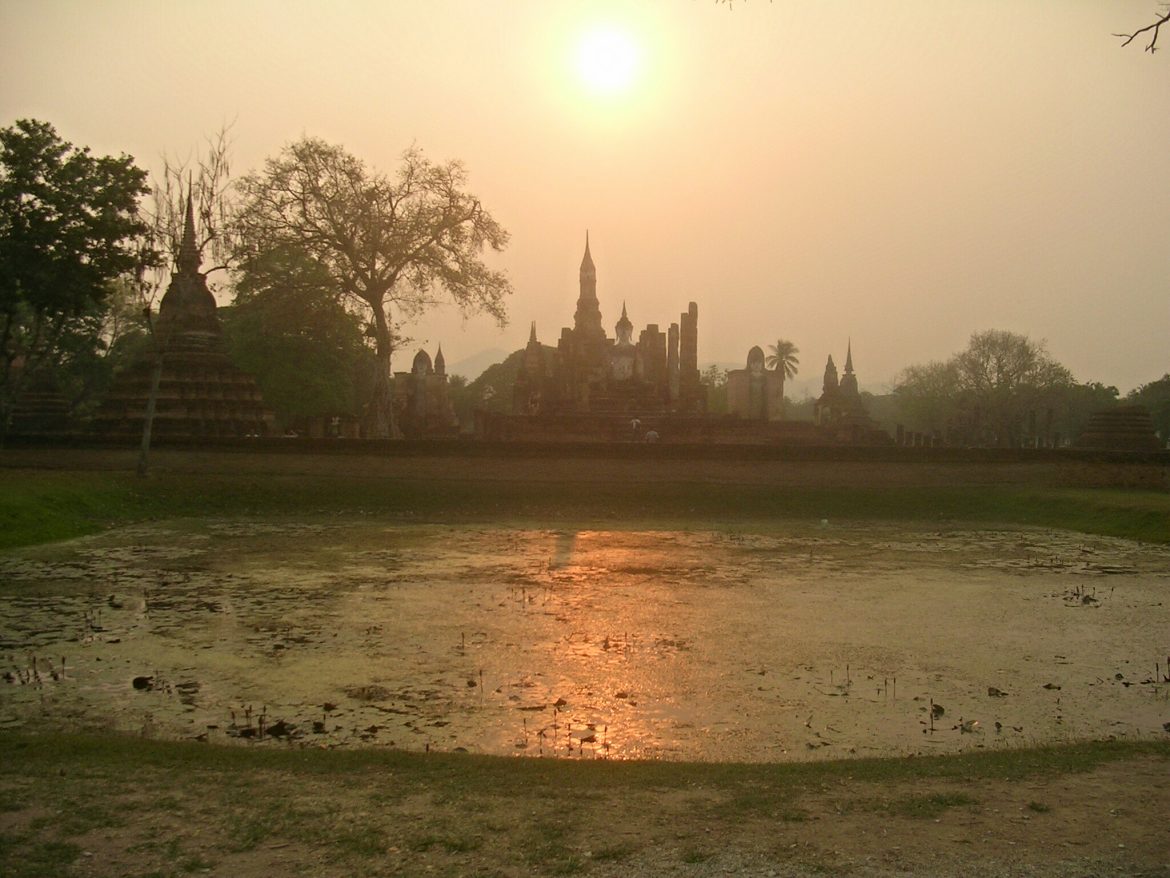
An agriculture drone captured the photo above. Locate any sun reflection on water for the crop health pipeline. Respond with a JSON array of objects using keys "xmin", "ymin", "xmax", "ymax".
[{"xmin": 1, "ymin": 523, "xmax": 1168, "ymax": 761}]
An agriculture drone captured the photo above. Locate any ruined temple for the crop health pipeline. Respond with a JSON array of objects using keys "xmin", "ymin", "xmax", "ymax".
[
  {"xmin": 512, "ymin": 234, "xmax": 703, "ymax": 416},
  {"xmin": 813, "ymin": 341, "xmax": 885, "ymax": 443},
  {"xmin": 1075, "ymin": 406, "xmax": 1163, "ymax": 452},
  {"xmin": 727, "ymin": 346, "xmax": 786, "ymax": 421},
  {"xmin": 392, "ymin": 345, "xmax": 459, "ymax": 438},
  {"xmin": 93, "ymin": 197, "xmax": 273, "ymax": 439}
]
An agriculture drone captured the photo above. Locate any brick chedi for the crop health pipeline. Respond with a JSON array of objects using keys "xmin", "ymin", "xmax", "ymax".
[
  {"xmin": 93, "ymin": 197, "xmax": 273, "ymax": 439},
  {"xmin": 1075, "ymin": 405, "xmax": 1162, "ymax": 452}
]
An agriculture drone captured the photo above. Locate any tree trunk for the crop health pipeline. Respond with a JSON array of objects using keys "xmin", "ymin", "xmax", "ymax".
[
  {"xmin": 136, "ymin": 350, "xmax": 163, "ymax": 477},
  {"xmin": 368, "ymin": 304, "xmax": 400, "ymax": 439}
]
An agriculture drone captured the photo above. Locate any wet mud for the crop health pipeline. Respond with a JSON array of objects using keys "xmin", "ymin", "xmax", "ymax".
[{"xmin": 2, "ymin": 520, "xmax": 1168, "ymax": 761}]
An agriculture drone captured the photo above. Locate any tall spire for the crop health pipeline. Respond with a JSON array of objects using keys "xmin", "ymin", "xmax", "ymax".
[
  {"xmin": 574, "ymin": 230, "xmax": 602, "ymax": 336},
  {"xmin": 844, "ymin": 339, "xmax": 854, "ymax": 374},
  {"xmin": 434, "ymin": 343, "xmax": 445, "ymax": 375},
  {"xmin": 580, "ymin": 230, "xmax": 595, "ymax": 278},
  {"xmin": 528, "ymin": 321, "xmax": 538, "ymax": 345},
  {"xmin": 177, "ymin": 192, "xmax": 200, "ymax": 275}
]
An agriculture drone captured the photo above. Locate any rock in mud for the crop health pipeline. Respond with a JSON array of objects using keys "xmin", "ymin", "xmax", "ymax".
[{"xmin": 132, "ymin": 675, "xmax": 154, "ymax": 691}]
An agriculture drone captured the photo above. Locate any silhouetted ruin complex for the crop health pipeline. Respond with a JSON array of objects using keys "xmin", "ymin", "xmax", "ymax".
[{"xmin": 511, "ymin": 235, "xmax": 704, "ymax": 417}]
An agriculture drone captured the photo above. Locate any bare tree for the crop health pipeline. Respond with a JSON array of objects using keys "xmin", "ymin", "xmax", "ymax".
[
  {"xmin": 1116, "ymin": 6, "xmax": 1170, "ymax": 52},
  {"xmin": 234, "ymin": 138, "xmax": 511, "ymax": 439},
  {"xmin": 895, "ymin": 330, "xmax": 1073, "ymax": 447},
  {"xmin": 139, "ymin": 124, "xmax": 236, "ymax": 308}
]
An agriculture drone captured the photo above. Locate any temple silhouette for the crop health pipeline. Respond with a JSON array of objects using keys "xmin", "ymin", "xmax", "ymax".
[
  {"xmin": 511, "ymin": 234, "xmax": 704, "ymax": 417},
  {"xmin": 93, "ymin": 197, "xmax": 273, "ymax": 439}
]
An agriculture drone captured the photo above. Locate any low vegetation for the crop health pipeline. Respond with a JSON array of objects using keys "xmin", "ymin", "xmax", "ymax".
[
  {"xmin": 2, "ymin": 454, "xmax": 1169, "ymax": 550},
  {"xmin": 1, "ymin": 733, "xmax": 1167, "ymax": 877}
]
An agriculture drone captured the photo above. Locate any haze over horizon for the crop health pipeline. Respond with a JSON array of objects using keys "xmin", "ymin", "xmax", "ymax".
[{"xmin": 3, "ymin": 0, "xmax": 1167, "ymax": 396}]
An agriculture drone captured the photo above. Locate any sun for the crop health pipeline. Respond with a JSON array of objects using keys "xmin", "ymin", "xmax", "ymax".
[{"xmin": 575, "ymin": 24, "xmax": 640, "ymax": 96}]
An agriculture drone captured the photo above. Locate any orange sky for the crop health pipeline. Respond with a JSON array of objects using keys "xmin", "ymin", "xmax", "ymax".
[{"xmin": 3, "ymin": 1, "xmax": 1167, "ymax": 395}]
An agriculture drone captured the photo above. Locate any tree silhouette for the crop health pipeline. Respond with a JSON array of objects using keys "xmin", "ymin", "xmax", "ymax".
[
  {"xmin": 765, "ymin": 340, "xmax": 800, "ymax": 380},
  {"xmin": 0, "ymin": 119, "xmax": 152, "ymax": 442},
  {"xmin": 234, "ymin": 139, "xmax": 511, "ymax": 438}
]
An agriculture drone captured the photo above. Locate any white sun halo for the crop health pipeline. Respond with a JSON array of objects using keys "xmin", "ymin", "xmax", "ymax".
[{"xmin": 576, "ymin": 25, "xmax": 639, "ymax": 95}]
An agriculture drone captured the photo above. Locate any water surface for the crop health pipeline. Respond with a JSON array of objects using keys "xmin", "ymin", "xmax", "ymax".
[{"xmin": 2, "ymin": 520, "xmax": 1167, "ymax": 761}]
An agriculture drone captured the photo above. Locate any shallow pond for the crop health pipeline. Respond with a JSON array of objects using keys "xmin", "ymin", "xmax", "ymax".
[{"xmin": 2, "ymin": 520, "xmax": 1168, "ymax": 761}]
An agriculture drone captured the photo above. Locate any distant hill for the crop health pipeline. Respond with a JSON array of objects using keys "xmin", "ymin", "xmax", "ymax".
[{"xmin": 446, "ymin": 348, "xmax": 510, "ymax": 382}]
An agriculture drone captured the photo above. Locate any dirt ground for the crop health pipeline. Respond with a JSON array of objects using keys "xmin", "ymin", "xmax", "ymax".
[{"xmin": 1, "ymin": 745, "xmax": 1167, "ymax": 877}]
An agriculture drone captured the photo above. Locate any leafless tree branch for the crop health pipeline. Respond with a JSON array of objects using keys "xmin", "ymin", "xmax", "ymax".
[{"xmin": 1114, "ymin": 7, "xmax": 1170, "ymax": 52}]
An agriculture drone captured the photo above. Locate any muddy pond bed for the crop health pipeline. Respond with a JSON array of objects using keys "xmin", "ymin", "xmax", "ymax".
[{"xmin": 2, "ymin": 519, "xmax": 1168, "ymax": 761}]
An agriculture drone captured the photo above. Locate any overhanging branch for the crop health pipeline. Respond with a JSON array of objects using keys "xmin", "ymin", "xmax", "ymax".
[{"xmin": 1115, "ymin": 8, "xmax": 1170, "ymax": 52}]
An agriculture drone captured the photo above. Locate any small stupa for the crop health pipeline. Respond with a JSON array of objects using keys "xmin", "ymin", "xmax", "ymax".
[{"xmin": 93, "ymin": 196, "xmax": 273, "ymax": 439}]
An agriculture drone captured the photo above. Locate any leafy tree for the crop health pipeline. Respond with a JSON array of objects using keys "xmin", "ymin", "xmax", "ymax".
[
  {"xmin": 952, "ymin": 330, "xmax": 1072, "ymax": 446},
  {"xmin": 892, "ymin": 360, "xmax": 959, "ymax": 439},
  {"xmin": 894, "ymin": 330, "xmax": 1073, "ymax": 447},
  {"xmin": 1057, "ymin": 381, "xmax": 1119, "ymax": 446},
  {"xmin": 467, "ymin": 347, "xmax": 554, "ymax": 416},
  {"xmin": 223, "ymin": 244, "xmax": 377, "ymax": 431},
  {"xmin": 858, "ymin": 390, "xmax": 902, "ymax": 436},
  {"xmin": 702, "ymin": 364, "xmax": 729, "ymax": 414},
  {"xmin": 1129, "ymin": 374, "xmax": 1170, "ymax": 444},
  {"xmin": 55, "ymin": 276, "xmax": 150, "ymax": 421},
  {"xmin": 445, "ymin": 373, "xmax": 475, "ymax": 432},
  {"xmin": 765, "ymin": 340, "xmax": 800, "ymax": 380},
  {"xmin": 783, "ymin": 395, "xmax": 816, "ymax": 421},
  {"xmin": 0, "ymin": 119, "xmax": 152, "ymax": 438},
  {"xmin": 234, "ymin": 139, "xmax": 512, "ymax": 438}
]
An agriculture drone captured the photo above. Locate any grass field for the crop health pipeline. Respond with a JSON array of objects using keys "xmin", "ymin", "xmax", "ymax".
[{"xmin": 2, "ymin": 448, "xmax": 1169, "ymax": 550}]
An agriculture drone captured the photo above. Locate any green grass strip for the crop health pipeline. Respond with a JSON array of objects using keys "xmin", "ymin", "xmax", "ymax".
[
  {"xmin": 3, "ymin": 732, "xmax": 1167, "ymax": 795},
  {"xmin": 3, "ymin": 466, "xmax": 1169, "ymax": 549}
]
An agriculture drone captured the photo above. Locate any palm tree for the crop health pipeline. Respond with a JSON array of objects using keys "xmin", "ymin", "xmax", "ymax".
[{"xmin": 766, "ymin": 340, "xmax": 800, "ymax": 380}]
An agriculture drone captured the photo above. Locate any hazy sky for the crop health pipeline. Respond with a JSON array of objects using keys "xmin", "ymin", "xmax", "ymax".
[{"xmin": 3, "ymin": 1, "xmax": 1168, "ymax": 395}]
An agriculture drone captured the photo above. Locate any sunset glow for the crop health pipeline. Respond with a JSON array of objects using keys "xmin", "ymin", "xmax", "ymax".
[
  {"xmin": 2, "ymin": 2, "xmax": 1168, "ymax": 393},
  {"xmin": 575, "ymin": 24, "xmax": 640, "ymax": 96}
]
